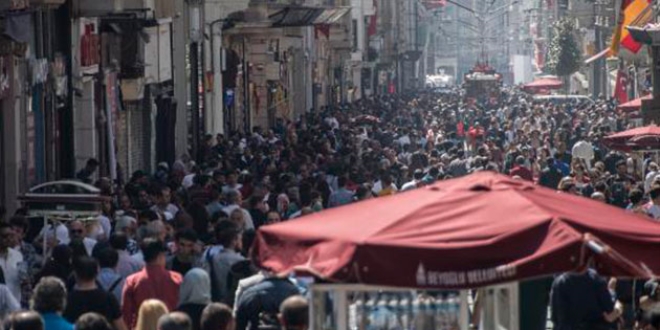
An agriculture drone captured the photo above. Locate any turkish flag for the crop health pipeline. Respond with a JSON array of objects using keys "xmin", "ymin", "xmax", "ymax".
[{"xmin": 614, "ymin": 70, "xmax": 629, "ymax": 104}]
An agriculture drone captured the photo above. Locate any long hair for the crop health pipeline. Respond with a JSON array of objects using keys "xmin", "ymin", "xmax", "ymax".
[{"xmin": 135, "ymin": 299, "xmax": 169, "ymax": 330}]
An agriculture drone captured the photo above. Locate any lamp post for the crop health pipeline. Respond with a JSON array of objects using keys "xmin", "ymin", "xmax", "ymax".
[
  {"xmin": 209, "ymin": 19, "xmax": 226, "ymax": 135},
  {"xmin": 188, "ymin": 0, "xmax": 203, "ymax": 162}
]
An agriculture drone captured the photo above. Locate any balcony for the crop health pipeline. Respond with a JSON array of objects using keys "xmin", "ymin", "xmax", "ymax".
[
  {"xmin": 1, "ymin": 0, "xmax": 28, "ymax": 10},
  {"xmin": 30, "ymin": 0, "xmax": 66, "ymax": 7},
  {"xmin": 76, "ymin": 0, "xmax": 123, "ymax": 16}
]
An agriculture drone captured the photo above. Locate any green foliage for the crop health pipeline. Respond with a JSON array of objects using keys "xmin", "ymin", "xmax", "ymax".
[{"xmin": 545, "ymin": 19, "xmax": 582, "ymax": 77}]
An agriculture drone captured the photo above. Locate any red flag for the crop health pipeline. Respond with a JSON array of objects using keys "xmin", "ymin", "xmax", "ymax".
[
  {"xmin": 368, "ymin": 0, "xmax": 378, "ymax": 37},
  {"xmin": 315, "ymin": 24, "xmax": 330, "ymax": 39},
  {"xmin": 614, "ymin": 70, "xmax": 629, "ymax": 104},
  {"xmin": 611, "ymin": 0, "xmax": 652, "ymax": 54},
  {"xmin": 423, "ymin": 0, "xmax": 446, "ymax": 9}
]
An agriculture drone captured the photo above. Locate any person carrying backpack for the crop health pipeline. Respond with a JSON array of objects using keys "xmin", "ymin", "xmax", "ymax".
[{"xmin": 95, "ymin": 248, "xmax": 125, "ymax": 303}]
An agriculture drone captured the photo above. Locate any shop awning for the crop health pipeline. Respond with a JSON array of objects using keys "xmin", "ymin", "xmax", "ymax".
[
  {"xmin": 269, "ymin": 6, "xmax": 351, "ymax": 27},
  {"xmin": 254, "ymin": 171, "xmax": 660, "ymax": 289},
  {"xmin": 618, "ymin": 94, "xmax": 652, "ymax": 112},
  {"xmin": 522, "ymin": 77, "xmax": 563, "ymax": 92}
]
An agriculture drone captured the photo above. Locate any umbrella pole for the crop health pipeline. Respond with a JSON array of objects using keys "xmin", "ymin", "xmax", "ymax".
[
  {"xmin": 461, "ymin": 290, "xmax": 470, "ymax": 330},
  {"xmin": 42, "ymin": 215, "xmax": 48, "ymax": 266}
]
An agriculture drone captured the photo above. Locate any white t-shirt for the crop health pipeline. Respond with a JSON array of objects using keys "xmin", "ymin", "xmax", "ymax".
[
  {"xmin": 96, "ymin": 215, "xmax": 112, "ymax": 241},
  {"xmin": 82, "ymin": 237, "xmax": 98, "ymax": 257},
  {"xmin": 645, "ymin": 171, "xmax": 660, "ymax": 193},
  {"xmin": 372, "ymin": 181, "xmax": 399, "ymax": 195},
  {"xmin": 182, "ymin": 173, "xmax": 196, "ymax": 189},
  {"xmin": 0, "ymin": 284, "xmax": 20, "ymax": 320},
  {"xmin": 0, "ymin": 248, "xmax": 24, "ymax": 302},
  {"xmin": 39, "ymin": 222, "xmax": 70, "ymax": 245},
  {"xmin": 645, "ymin": 202, "xmax": 660, "ymax": 220}
]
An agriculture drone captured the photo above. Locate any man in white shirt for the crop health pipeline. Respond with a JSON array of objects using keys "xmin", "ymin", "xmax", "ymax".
[
  {"xmin": 646, "ymin": 163, "xmax": 660, "ymax": 194},
  {"xmin": 401, "ymin": 169, "xmax": 425, "ymax": 191},
  {"xmin": 646, "ymin": 186, "xmax": 660, "ymax": 221},
  {"xmin": 0, "ymin": 223, "xmax": 24, "ymax": 302},
  {"xmin": 150, "ymin": 185, "xmax": 180, "ymax": 217},
  {"xmin": 222, "ymin": 190, "xmax": 254, "ymax": 230},
  {"xmin": 35, "ymin": 220, "xmax": 69, "ymax": 246}
]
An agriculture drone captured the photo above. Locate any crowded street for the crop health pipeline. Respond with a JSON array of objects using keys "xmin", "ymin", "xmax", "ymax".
[
  {"xmin": 2, "ymin": 83, "xmax": 660, "ymax": 330},
  {"xmin": 4, "ymin": 0, "xmax": 660, "ymax": 329}
]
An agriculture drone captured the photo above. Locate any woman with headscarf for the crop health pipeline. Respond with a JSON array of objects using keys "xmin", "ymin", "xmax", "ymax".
[{"xmin": 177, "ymin": 268, "xmax": 211, "ymax": 330}]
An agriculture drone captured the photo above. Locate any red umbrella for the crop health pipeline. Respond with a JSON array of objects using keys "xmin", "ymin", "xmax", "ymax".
[
  {"xmin": 254, "ymin": 172, "xmax": 660, "ymax": 289},
  {"xmin": 602, "ymin": 125, "xmax": 660, "ymax": 152},
  {"xmin": 618, "ymin": 95, "xmax": 652, "ymax": 113},
  {"xmin": 522, "ymin": 78, "xmax": 563, "ymax": 92}
]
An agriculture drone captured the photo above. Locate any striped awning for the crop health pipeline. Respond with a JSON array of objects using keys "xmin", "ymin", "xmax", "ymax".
[{"xmin": 269, "ymin": 6, "xmax": 351, "ymax": 27}]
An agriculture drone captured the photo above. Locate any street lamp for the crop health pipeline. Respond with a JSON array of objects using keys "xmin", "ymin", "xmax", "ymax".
[
  {"xmin": 188, "ymin": 0, "xmax": 203, "ymax": 162},
  {"xmin": 209, "ymin": 19, "xmax": 227, "ymax": 135}
]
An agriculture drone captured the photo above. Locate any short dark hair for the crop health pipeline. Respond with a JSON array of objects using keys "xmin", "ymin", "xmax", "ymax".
[
  {"xmin": 629, "ymin": 189, "xmax": 644, "ymax": 205},
  {"xmin": 4, "ymin": 311, "xmax": 44, "ymax": 330},
  {"xmin": 215, "ymin": 220, "xmax": 241, "ymax": 247},
  {"xmin": 149, "ymin": 184, "xmax": 169, "ymax": 197},
  {"xmin": 201, "ymin": 303, "xmax": 234, "ymax": 330},
  {"xmin": 0, "ymin": 222, "xmax": 12, "ymax": 232},
  {"xmin": 31, "ymin": 277, "xmax": 67, "ymax": 313},
  {"xmin": 140, "ymin": 210, "xmax": 161, "ymax": 222},
  {"xmin": 141, "ymin": 237, "xmax": 167, "ymax": 263},
  {"xmin": 248, "ymin": 195, "xmax": 264, "ymax": 209},
  {"xmin": 96, "ymin": 248, "xmax": 119, "ymax": 269},
  {"xmin": 74, "ymin": 312, "xmax": 113, "ymax": 330},
  {"xmin": 158, "ymin": 312, "xmax": 193, "ymax": 330},
  {"xmin": 616, "ymin": 159, "xmax": 627, "ymax": 168},
  {"xmin": 73, "ymin": 256, "xmax": 99, "ymax": 281},
  {"xmin": 109, "ymin": 232, "xmax": 129, "ymax": 251},
  {"xmin": 280, "ymin": 295, "xmax": 309, "ymax": 330},
  {"xmin": 650, "ymin": 186, "xmax": 660, "ymax": 200},
  {"xmin": 9, "ymin": 215, "xmax": 29, "ymax": 232},
  {"xmin": 175, "ymin": 228, "xmax": 198, "ymax": 243},
  {"xmin": 87, "ymin": 158, "xmax": 100, "ymax": 167},
  {"xmin": 338, "ymin": 176, "xmax": 348, "ymax": 188}
]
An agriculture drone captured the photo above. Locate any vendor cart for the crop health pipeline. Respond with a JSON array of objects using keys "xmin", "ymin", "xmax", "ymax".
[{"xmin": 18, "ymin": 180, "xmax": 111, "ymax": 257}]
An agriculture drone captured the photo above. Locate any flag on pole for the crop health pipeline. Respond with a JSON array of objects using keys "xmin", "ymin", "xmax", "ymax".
[
  {"xmin": 611, "ymin": 0, "xmax": 652, "ymax": 55},
  {"xmin": 614, "ymin": 70, "xmax": 629, "ymax": 104}
]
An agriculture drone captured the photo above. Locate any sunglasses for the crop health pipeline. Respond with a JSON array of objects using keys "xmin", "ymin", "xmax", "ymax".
[{"xmin": 70, "ymin": 229, "xmax": 84, "ymax": 234}]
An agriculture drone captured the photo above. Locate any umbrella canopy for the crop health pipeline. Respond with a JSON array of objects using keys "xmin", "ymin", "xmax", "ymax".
[
  {"xmin": 618, "ymin": 95, "xmax": 652, "ymax": 112},
  {"xmin": 602, "ymin": 125, "xmax": 660, "ymax": 152},
  {"xmin": 254, "ymin": 171, "xmax": 660, "ymax": 290},
  {"xmin": 522, "ymin": 78, "xmax": 563, "ymax": 92}
]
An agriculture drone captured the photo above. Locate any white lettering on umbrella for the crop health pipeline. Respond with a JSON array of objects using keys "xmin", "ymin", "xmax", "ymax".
[{"xmin": 417, "ymin": 264, "xmax": 517, "ymax": 287}]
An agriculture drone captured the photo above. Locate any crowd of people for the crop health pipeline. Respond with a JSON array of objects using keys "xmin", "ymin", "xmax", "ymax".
[{"xmin": 1, "ymin": 86, "xmax": 660, "ymax": 330}]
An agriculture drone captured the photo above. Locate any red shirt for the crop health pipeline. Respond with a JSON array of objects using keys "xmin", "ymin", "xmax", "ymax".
[
  {"xmin": 510, "ymin": 166, "xmax": 533, "ymax": 182},
  {"xmin": 121, "ymin": 264, "xmax": 182, "ymax": 328}
]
